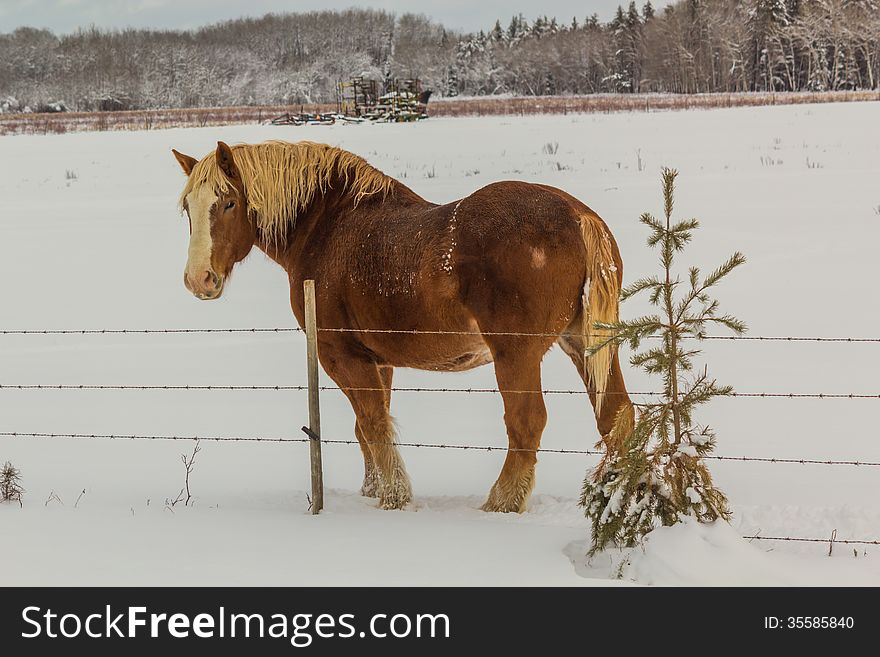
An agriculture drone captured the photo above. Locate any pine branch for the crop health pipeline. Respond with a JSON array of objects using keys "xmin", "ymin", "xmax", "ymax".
[
  {"xmin": 661, "ymin": 167, "xmax": 677, "ymax": 220},
  {"xmin": 620, "ymin": 276, "xmax": 662, "ymax": 302},
  {"xmin": 702, "ymin": 252, "xmax": 746, "ymax": 290},
  {"xmin": 704, "ymin": 314, "xmax": 747, "ymax": 334},
  {"xmin": 588, "ymin": 315, "xmax": 664, "ymax": 352},
  {"xmin": 630, "ymin": 347, "xmax": 670, "ymax": 374},
  {"xmin": 641, "ymin": 212, "xmax": 665, "ymax": 246},
  {"xmin": 668, "ymin": 218, "xmax": 699, "ymax": 251}
]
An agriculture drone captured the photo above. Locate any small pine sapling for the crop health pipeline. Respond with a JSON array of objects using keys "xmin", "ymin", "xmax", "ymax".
[
  {"xmin": 581, "ymin": 167, "xmax": 746, "ymax": 554},
  {"xmin": 1, "ymin": 461, "xmax": 25, "ymax": 506}
]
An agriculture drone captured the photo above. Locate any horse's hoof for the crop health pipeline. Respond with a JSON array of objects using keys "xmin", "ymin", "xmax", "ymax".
[
  {"xmin": 480, "ymin": 498, "xmax": 526, "ymax": 513},
  {"xmin": 360, "ymin": 477, "xmax": 379, "ymax": 498},
  {"xmin": 377, "ymin": 482, "xmax": 412, "ymax": 510},
  {"xmin": 378, "ymin": 493, "xmax": 410, "ymax": 510}
]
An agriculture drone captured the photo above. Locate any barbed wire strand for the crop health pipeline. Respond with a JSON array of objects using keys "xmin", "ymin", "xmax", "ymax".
[
  {"xmin": 2, "ymin": 431, "xmax": 879, "ymax": 467},
  {"xmin": 1, "ymin": 383, "xmax": 877, "ymax": 399},
  {"xmin": 317, "ymin": 327, "xmax": 880, "ymax": 342},
  {"xmin": 2, "ymin": 327, "xmax": 880, "ymax": 342},
  {"xmin": 0, "ymin": 328, "xmax": 302, "ymax": 335},
  {"xmin": 747, "ymin": 535, "xmax": 880, "ymax": 546}
]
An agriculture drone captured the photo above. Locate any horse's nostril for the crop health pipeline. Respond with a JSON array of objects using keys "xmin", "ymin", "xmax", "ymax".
[{"xmin": 185, "ymin": 268, "xmax": 220, "ymax": 294}]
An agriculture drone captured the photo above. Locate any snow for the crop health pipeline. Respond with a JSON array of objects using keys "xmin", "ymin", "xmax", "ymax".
[
  {"xmin": 570, "ymin": 517, "xmax": 880, "ymax": 586},
  {"xmin": 678, "ymin": 444, "xmax": 698, "ymax": 457},
  {"xmin": 1, "ymin": 102, "xmax": 879, "ymax": 585}
]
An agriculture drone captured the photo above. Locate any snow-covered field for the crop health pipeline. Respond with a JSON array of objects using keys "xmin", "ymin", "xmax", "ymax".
[{"xmin": 1, "ymin": 102, "xmax": 879, "ymax": 586}]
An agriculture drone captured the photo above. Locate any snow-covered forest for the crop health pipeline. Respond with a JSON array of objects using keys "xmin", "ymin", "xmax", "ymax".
[{"xmin": 1, "ymin": 0, "xmax": 879, "ymax": 112}]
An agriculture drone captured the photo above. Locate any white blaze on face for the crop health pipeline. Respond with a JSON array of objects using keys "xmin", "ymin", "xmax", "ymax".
[{"xmin": 185, "ymin": 185, "xmax": 218, "ymax": 279}]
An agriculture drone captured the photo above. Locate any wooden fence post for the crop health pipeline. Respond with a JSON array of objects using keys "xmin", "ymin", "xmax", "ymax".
[{"xmin": 303, "ymin": 279, "xmax": 324, "ymax": 514}]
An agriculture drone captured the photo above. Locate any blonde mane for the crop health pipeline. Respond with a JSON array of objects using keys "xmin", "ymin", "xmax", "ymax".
[{"xmin": 179, "ymin": 141, "xmax": 394, "ymax": 244}]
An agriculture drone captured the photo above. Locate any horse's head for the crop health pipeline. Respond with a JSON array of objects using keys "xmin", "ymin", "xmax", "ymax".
[{"xmin": 172, "ymin": 141, "xmax": 255, "ymax": 300}]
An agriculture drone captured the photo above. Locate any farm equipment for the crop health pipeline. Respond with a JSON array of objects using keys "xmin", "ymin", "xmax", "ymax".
[
  {"xmin": 270, "ymin": 111, "xmax": 337, "ymax": 126},
  {"xmin": 269, "ymin": 77, "xmax": 430, "ymax": 127},
  {"xmin": 337, "ymin": 77, "xmax": 431, "ymax": 122}
]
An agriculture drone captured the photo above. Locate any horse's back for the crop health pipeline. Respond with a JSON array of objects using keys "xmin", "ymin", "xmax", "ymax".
[
  {"xmin": 455, "ymin": 180, "xmax": 590, "ymax": 237},
  {"xmin": 451, "ymin": 180, "xmax": 589, "ymax": 277}
]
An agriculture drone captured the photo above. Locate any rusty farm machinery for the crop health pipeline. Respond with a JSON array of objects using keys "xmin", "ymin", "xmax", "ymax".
[{"xmin": 270, "ymin": 77, "xmax": 431, "ymax": 126}]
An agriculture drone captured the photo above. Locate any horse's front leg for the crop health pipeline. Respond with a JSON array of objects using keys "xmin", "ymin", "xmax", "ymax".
[
  {"xmin": 354, "ymin": 366, "xmax": 394, "ymax": 498},
  {"xmin": 354, "ymin": 422, "xmax": 379, "ymax": 497},
  {"xmin": 322, "ymin": 349, "xmax": 411, "ymax": 510}
]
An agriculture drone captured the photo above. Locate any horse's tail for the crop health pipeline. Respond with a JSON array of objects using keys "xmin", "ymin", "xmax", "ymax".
[{"xmin": 577, "ymin": 213, "xmax": 621, "ymax": 418}]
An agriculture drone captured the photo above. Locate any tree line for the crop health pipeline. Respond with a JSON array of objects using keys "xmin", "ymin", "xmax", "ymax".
[{"xmin": 1, "ymin": 0, "xmax": 878, "ymax": 113}]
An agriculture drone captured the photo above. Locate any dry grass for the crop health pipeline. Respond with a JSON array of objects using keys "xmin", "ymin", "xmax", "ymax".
[
  {"xmin": 430, "ymin": 90, "xmax": 880, "ymax": 117},
  {"xmin": 0, "ymin": 103, "xmax": 334, "ymax": 136},
  {"xmin": 1, "ymin": 91, "xmax": 877, "ymax": 136}
]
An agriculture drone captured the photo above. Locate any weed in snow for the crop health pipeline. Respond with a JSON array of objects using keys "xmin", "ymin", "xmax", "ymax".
[
  {"xmin": 1, "ymin": 461, "xmax": 24, "ymax": 506},
  {"xmin": 166, "ymin": 440, "xmax": 201, "ymax": 510},
  {"xmin": 760, "ymin": 155, "xmax": 782, "ymax": 167}
]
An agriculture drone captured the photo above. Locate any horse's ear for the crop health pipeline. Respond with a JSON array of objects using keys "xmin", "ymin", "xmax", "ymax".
[
  {"xmin": 215, "ymin": 141, "xmax": 241, "ymax": 184},
  {"xmin": 172, "ymin": 149, "xmax": 198, "ymax": 176}
]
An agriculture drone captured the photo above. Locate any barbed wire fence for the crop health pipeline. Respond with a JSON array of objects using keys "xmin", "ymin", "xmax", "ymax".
[
  {"xmin": 3, "ymin": 284, "xmax": 880, "ymax": 548},
  {"xmin": 3, "ymin": 325, "xmax": 880, "ymax": 341}
]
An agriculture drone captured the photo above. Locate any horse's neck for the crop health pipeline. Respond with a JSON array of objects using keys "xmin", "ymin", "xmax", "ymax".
[{"xmin": 254, "ymin": 177, "xmax": 428, "ymax": 270}]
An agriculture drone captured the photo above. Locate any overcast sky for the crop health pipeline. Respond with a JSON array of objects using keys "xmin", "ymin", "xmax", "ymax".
[{"xmin": 0, "ymin": 0, "xmax": 671, "ymax": 35}]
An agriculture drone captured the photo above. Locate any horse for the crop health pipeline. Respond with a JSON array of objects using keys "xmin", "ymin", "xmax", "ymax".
[{"xmin": 171, "ymin": 140, "xmax": 634, "ymax": 512}]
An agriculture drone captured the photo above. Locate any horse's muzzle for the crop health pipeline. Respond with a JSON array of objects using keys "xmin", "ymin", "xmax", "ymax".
[{"xmin": 184, "ymin": 269, "xmax": 224, "ymax": 300}]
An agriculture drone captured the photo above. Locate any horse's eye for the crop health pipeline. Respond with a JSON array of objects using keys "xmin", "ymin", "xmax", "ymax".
[{"xmin": 225, "ymin": 201, "xmax": 235, "ymax": 211}]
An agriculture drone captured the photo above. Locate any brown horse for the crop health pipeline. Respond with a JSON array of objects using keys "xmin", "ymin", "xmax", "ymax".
[{"xmin": 171, "ymin": 140, "xmax": 634, "ymax": 512}]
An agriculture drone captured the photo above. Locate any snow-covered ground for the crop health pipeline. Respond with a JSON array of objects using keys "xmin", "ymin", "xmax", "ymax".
[{"xmin": 1, "ymin": 102, "xmax": 879, "ymax": 586}]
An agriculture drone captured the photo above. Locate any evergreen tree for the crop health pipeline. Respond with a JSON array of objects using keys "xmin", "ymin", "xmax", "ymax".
[
  {"xmin": 507, "ymin": 15, "xmax": 519, "ymax": 42},
  {"xmin": 507, "ymin": 14, "xmax": 528, "ymax": 43},
  {"xmin": 749, "ymin": 0, "xmax": 792, "ymax": 90},
  {"xmin": 445, "ymin": 64, "xmax": 458, "ymax": 96},
  {"xmin": 643, "ymin": 0, "xmax": 656, "ymax": 20},
  {"xmin": 491, "ymin": 19, "xmax": 504, "ymax": 43},
  {"xmin": 580, "ymin": 168, "xmax": 746, "ymax": 554},
  {"xmin": 612, "ymin": 5, "xmax": 627, "ymax": 30},
  {"xmin": 532, "ymin": 16, "xmax": 546, "ymax": 38},
  {"xmin": 627, "ymin": 0, "xmax": 642, "ymax": 25}
]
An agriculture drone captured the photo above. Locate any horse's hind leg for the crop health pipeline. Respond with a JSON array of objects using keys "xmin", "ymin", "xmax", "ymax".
[
  {"xmin": 355, "ymin": 366, "xmax": 393, "ymax": 498},
  {"xmin": 481, "ymin": 339, "xmax": 549, "ymax": 513},
  {"xmin": 558, "ymin": 328, "xmax": 633, "ymax": 441}
]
